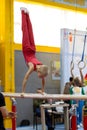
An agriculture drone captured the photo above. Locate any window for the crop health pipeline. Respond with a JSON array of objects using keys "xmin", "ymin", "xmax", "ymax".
[{"xmin": 14, "ymin": 1, "xmax": 87, "ymax": 47}]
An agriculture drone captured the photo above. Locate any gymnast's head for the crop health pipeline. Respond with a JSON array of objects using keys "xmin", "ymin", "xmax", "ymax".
[{"xmin": 37, "ymin": 65, "xmax": 49, "ymax": 78}]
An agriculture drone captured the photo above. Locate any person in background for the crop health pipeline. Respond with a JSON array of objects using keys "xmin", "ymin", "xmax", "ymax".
[
  {"xmin": 63, "ymin": 77, "xmax": 74, "ymax": 95},
  {"xmin": 63, "ymin": 77, "xmax": 74, "ymax": 108},
  {"xmin": 70, "ymin": 77, "xmax": 84, "ymax": 128},
  {"xmin": 0, "ymin": 92, "xmax": 16, "ymax": 130},
  {"xmin": 69, "ymin": 77, "xmax": 74, "ymax": 86},
  {"xmin": 63, "ymin": 82, "xmax": 71, "ymax": 108},
  {"xmin": 70, "ymin": 54, "xmax": 85, "ymax": 128},
  {"xmin": 21, "ymin": 8, "xmax": 49, "ymax": 95}
]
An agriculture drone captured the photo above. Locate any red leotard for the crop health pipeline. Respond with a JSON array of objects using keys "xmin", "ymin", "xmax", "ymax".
[{"xmin": 21, "ymin": 10, "xmax": 42, "ymax": 70}]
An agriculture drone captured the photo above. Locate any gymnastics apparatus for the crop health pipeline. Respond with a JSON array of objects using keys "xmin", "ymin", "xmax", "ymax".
[
  {"xmin": 2, "ymin": 92, "xmax": 87, "ymax": 100},
  {"xmin": 3, "ymin": 92, "xmax": 87, "ymax": 130}
]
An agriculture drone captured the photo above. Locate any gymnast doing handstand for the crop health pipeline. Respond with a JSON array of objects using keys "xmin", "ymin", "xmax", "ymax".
[{"xmin": 21, "ymin": 8, "xmax": 49, "ymax": 95}]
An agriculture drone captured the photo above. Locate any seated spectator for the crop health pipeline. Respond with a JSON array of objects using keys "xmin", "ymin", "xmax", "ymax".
[{"xmin": 34, "ymin": 88, "xmax": 54, "ymax": 130}]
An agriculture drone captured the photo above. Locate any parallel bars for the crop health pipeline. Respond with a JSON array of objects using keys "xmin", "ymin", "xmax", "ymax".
[{"xmin": 2, "ymin": 92, "xmax": 87, "ymax": 100}]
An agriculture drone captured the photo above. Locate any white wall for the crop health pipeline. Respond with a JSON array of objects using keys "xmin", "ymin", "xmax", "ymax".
[{"xmin": 14, "ymin": 1, "xmax": 87, "ymax": 47}]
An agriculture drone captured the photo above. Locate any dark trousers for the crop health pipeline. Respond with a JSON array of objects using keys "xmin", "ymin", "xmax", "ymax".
[
  {"xmin": 35, "ymin": 108, "xmax": 53, "ymax": 129},
  {"xmin": 0, "ymin": 127, "xmax": 5, "ymax": 130}
]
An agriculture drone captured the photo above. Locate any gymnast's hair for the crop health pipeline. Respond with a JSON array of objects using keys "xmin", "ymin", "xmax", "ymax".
[{"xmin": 39, "ymin": 65, "xmax": 49, "ymax": 76}]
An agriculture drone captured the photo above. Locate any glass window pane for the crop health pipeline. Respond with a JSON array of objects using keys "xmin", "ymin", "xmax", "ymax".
[{"xmin": 14, "ymin": 1, "xmax": 87, "ymax": 47}]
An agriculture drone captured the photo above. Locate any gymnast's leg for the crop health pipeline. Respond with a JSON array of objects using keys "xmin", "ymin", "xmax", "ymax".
[
  {"xmin": 26, "ymin": 12, "xmax": 36, "ymax": 51},
  {"xmin": 21, "ymin": 10, "xmax": 30, "ymax": 50}
]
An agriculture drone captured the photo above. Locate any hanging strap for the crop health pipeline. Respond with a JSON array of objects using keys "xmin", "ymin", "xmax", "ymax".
[
  {"xmin": 78, "ymin": 35, "xmax": 86, "ymax": 69},
  {"xmin": 70, "ymin": 30, "xmax": 76, "ymax": 71}
]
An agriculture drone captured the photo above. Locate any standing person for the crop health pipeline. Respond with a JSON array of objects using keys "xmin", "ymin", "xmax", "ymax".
[
  {"xmin": 63, "ymin": 82, "xmax": 71, "ymax": 109},
  {"xmin": 21, "ymin": 8, "xmax": 49, "ymax": 95},
  {"xmin": 0, "ymin": 92, "xmax": 16, "ymax": 130},
  {"xmin": 63, "ymin": 77, "xmax": 74, "ymax": 108},
  {"xmin": 69, "ymin": 77, "xmax": 74, "ymax": 86},
  {"xmin": 70, "ymin": 77, "xmax": 84, "ymax": 128}
]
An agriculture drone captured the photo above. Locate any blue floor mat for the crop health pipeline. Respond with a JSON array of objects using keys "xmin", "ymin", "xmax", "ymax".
[{"xmin": 7, "ymin": 124, "xmax": 84, "ymax": 130}]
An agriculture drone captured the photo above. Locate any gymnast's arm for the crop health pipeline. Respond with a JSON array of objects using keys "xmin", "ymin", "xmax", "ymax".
[
  {"xmin": 22, "ymin": 62, "xmax": 34, "ymax": 93},
  {"xmin": 41, "ymin": 77, "xmax": 45, "ymax": 93}
]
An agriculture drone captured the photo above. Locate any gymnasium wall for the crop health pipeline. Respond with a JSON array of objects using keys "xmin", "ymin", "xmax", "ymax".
[{"xmin": 15, "ymin": 50, "xmax": 60, "ymax": 126}]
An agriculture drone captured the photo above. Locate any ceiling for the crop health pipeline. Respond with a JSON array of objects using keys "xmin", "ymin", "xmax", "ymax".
[{"xmin": 49, "ymin": 0, "xmax": 87, "ymax": 8}]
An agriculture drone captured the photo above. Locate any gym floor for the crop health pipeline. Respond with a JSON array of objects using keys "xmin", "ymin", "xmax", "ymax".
[{"xmin": 7, "ymin": 124, "xmax": 83, "ymax": 130}]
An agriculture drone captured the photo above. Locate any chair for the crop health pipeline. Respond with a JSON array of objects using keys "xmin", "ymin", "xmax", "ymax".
[
  {"xmin": 52, "ymin": 110, "xmax": 64, "ymax": 126},
  {"xmin": 52, "ymin": 101, "xmax": 64, "ymax": 126}
]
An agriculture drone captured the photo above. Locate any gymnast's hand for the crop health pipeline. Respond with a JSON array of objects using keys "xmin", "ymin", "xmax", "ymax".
[
  {"xmin": 36, "ymin": 89, "xmax": 47, "ymax": 95},
  {"xmin": 20, "ymin": 92, "xmax": 25, "ymax": 97},
  {"xmin": 41, "ymin": 92, "xmax": 47, "ymax": 95},
  {"xmin": 36, "ymin": 89, "xmax": 43, "ymax": 94}
]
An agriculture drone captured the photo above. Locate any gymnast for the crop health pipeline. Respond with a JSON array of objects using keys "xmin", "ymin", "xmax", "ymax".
[{"xmin": 21, "ymin": 8, "xmax": 49, "ymax": 95}]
